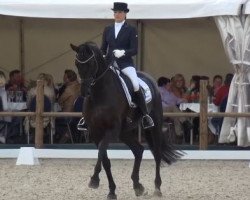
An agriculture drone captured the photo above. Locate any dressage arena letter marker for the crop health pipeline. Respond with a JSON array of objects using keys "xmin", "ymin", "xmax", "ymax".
[{"xmin": 16, "ymin": 147, "xmax": 40, "ymax": 165}]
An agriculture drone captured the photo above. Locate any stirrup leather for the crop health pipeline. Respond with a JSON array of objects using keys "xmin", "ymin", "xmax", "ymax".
[{"xmin": 77, "ymin": 117, "xmax": 88, "ymax": 131}]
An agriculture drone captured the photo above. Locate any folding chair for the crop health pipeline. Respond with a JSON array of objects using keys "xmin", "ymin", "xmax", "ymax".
[{"xmin": 162, "ymin": 117, "xmax": 176, "ymax": 144}]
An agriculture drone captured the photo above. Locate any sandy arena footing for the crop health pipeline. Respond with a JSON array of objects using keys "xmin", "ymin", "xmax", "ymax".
[{"xmin": 0, "ymin": 159, "xmax": 249, "ymax": 200}]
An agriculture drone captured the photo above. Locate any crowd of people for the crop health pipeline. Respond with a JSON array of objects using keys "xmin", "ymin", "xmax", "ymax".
[
  {"xmin": 0, "ymin": 69, "xmax": 234, "ymax": 145},
  {"xmin": 0, "ymin": 69, "xmax": 82, "ymax": 144},
  {"xmin": 158, "ymin": 73, "xmax": 233, "ymax": 144}
]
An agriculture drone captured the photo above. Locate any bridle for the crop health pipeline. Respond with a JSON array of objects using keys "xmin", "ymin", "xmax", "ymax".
[
  {"xmin": 75, "ymin": 49, "xmax": 110, "ymax": 86},
  {"xmin": 75, "ymin": 52, "xmax": 95, "ymax": 64}
]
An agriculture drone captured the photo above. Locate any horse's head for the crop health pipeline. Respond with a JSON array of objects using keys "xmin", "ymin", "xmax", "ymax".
[{"xmin": 70, "ymin": 42, "xmax": 105, "ymax": 97}]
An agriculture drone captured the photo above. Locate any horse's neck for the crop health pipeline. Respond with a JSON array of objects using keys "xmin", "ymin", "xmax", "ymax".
[{"xmin": 91, "ymin": 70, "xmax": 121, "ymax": 101}]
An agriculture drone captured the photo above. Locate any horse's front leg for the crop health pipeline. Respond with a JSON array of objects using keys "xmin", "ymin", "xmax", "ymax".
[
  {"xmin": 89, "ymin": 157, "xmax": 101, "ymax": 189},
  {"xmin": 99, "ymin": 137, "xmax": 117, "ymax": 200}
]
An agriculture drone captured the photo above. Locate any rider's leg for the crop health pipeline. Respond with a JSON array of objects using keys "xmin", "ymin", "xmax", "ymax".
[{"xmin": 121, "ymin": 67, "xmax": 154, "ymax": 129}]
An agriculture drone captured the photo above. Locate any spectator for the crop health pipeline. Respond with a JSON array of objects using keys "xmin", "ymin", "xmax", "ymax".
[
  {"xmin": 158, "ymin": 76, "xmax": 192, "ymax": 143},
  {"xmin": 183, "ymin": 75, "xmax": 202, "ymax": 142},
  {"xmin": 211, "ymin": 73, "xmax": 233, "ymax": 135},
  {"xmin": 1, "ymin": 71, "xmax": 26, "ymax": 144},
  {"xmin": 26, "ymin": 73, "xmax": 56, "ymax": 107},
  {"xmin": 56, "ymin": 69, "xmax": 81, "ymax": 143},
  {"xmin": 24, "ymin": 73, "xmax": 56, "ymax": 143},
  {"xmin": 5, "ymin": 70, "xmax": 27, "ymax": 97},
  {"xmin": 171, "ymin": 73, "xmax": 187, "ymax": 98},
  {"xmin": 213, "ymin": 73, "xmax": 233, "ymax": 106},
  {"xmin": 207, "ymin": 75, "xmax": 223, "ymax": 98},
  {"xmin": 185, "ymin": 75, "xmax": 200, "ymax": 103},
  {"xmin": 158, "ymin": 76, "xmax": 186, "ymax": 108},
  {"xmin": 58, "ymin": 69, "xmax": 80, "ymax": 112}
]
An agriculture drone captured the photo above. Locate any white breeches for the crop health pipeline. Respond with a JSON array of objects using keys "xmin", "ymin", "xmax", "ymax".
[{"xmin": 121, "ymin": 66, "xmax": 140, "ymax": 92}]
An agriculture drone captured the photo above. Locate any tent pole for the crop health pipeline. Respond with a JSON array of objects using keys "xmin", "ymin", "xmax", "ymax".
[
  {"xmin": 136, "ymin": 20, "xmax": 143, "ymax": 71},
  {"xmin": 136, "ymin": 20, "xmax": 143, "ymax": 143},
  {"xmin": 19, "ymin": 18, "xmax": 25, "ymax": 76}
]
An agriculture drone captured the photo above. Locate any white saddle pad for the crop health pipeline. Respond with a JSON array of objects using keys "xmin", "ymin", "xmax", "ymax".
[{"xmin": 112, "ymin": 67, "xmax": 152, "ymax": 108}]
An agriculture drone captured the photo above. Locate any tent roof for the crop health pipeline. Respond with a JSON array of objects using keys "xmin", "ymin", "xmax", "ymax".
[
  {"xmin": 245, "ymin": 0, "xmax": 250, "ymax": 14},
  {"xmin": 0, "ymin": 0, "xmax": 248, "ymax": 19}
]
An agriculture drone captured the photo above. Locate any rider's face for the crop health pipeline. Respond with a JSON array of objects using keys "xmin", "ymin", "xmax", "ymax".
[{"xmin": 114, "ymin": 11, "xmax": 126, "ymax": 22}]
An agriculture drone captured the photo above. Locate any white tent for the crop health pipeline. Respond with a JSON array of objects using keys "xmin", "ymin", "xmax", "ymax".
[
  {"xmin": 0, "ymin": 0, "xmax": 250, "ymax": 146},
  {"xmin": 0, "ymin": 0, "xmax": 245, "ymax": 19},
  {"xmin": 215, "ymin": 2, "xmax": 250, "ymax": 146}
]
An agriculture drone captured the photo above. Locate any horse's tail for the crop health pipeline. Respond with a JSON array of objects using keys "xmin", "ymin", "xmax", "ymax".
[
  {"xmin": 160, "ymin": 136, "xmax": 184, "ymax": 164},
  {"xmin": 145, "ymin": 132, "xmax": 183, "ymax": 164}
]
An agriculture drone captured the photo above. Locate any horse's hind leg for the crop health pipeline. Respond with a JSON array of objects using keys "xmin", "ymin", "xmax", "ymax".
[
  {"xmin": 145, "ymin": 127, "xmax": 162, "ymax": 197},
  {"xmin": 121, "ymin": 133, "xmax": 145, "ymax": 197}
]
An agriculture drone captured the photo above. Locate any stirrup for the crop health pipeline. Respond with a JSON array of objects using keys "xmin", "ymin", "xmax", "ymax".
[
  {"xmin": 142, "ymin": 114, "xmax": 154, "ymax": 129},
  {"xmin": 77, "ymin": 117, "xmax": 88, "ymax": 131}
]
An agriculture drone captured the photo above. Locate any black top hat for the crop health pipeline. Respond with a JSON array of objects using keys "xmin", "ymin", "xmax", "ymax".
[{"xmin": 111, "ymin": 2, "xmax": 129, "ymax": 13}]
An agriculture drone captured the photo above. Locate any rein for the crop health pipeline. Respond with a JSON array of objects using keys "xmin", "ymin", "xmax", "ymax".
[{"xmin": 76, "ymin": 50, "xmax": 110, "ymax": 86}]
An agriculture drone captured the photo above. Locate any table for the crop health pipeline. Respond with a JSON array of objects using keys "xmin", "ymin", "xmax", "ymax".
[
  {"xmin": 179, "ymin": 103, "xmax": 219, "ymax": 135},
  {"xmin": 7, "ymin": 102, "xmax": 27, "ymax": 111},
  {"xmin": 179, "ymin": 103, "xmax": 218, "ymax": 113}
]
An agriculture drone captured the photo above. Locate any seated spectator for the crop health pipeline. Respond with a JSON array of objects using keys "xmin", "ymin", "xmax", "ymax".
[
  {"xmin": 211, "ymin": 73, "xmax": 233, "ymax": 135},
  {"xmin": 5, "ymin": 70, "xmax": 27, "ymax": 101},
  {"xmin": 185, "ymin": 75, "xmax": 200, "ymax": 103},
  {"xmin": 56, "ymin": 69, "xmax": 81, "ymax": 143},
  {"xmin": 26, "ymin": 73, "xmax": 56, "ymax": 106},
  {"xmin": 213, "ymin": 73, "xmax": 233, "ymax": 106},
  {"xmin": 57, "ymin": 70, "xmax": 81, "ymax": 112},
  {"xmin": 24, "ymin": 73, "xmax": 56, "ymax": 143},
  {"xmin": 207, "ymin": 75, "xmax": 223, "ymax": 98},
  {"xmin": 171, "ymin": 73, "xmax": 187, "ymax": 98},
  {"xmin": 158, "ymin": 76, "xmax": 192, "ymax": 143},
  {"xmin": 200, "ymin": 75, "xmax": 213, "ymax": 102},
  {"xmin": 183, "ymin": 75, "xmax": 202, "ymax": 142},
  {"xmin": 0, "ymin": 71, "xmax": 24, "ymax": 144}
]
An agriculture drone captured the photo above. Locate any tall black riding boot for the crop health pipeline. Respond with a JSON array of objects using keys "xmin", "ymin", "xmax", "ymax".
[{"xmin": 134, "ymin": 89, "xmax": 154, "ymax": 129}]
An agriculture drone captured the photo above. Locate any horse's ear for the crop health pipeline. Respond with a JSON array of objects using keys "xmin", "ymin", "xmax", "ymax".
[{"xmin": 70, "ymin": 43, "xmax": 79, "ymax": 53}]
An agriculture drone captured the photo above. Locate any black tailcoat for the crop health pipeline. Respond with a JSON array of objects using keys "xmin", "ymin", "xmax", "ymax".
[{"xmin": 101, "ymin": 22, "xmax": 138, "ymax": 69}]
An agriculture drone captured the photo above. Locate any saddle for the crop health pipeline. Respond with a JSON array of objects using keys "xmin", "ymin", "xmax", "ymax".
[{"xmin": 110, "ymin": 65, "xmax": 152, "ymax": 108}]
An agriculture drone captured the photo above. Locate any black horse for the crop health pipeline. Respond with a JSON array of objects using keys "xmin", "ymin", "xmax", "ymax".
[{"xmin": 70, "ymin": 42, "xmax": 181, "ymax": 199}]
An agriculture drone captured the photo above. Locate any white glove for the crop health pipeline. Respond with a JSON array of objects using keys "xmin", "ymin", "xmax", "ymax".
[{"xmin": 113, "ymin": 49, "xmax": 125, "ymax": 58}]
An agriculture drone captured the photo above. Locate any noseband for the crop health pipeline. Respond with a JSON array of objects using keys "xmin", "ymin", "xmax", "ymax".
[{"xmin": 75, "ymin": 49, "xmax": 109, "ymax": 86}]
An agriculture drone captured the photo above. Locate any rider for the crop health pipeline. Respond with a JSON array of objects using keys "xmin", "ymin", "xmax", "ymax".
[
  {"xmin": 100, "ymin": 2, "xmax": 154, "ymax": 129},
  {"xmin": 78, "ymin": 2, "xmax": 154, "ymax": 131}
]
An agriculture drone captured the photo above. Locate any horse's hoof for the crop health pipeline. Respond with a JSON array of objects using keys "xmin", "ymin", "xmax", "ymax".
[
  {"xmin": 88, "ymin": 177, "xmax": 100, "ymax": 189},
  {"xmin": 153, "ymin": 188, "xmax": 162, "ymax": 197},
  {"xmin": 107, "ymin": 193, "xmax": 117, "ymax": 200},
  {"xmin": 134, "ymin": 184, "xmax": 145, "ymax": 196}
]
